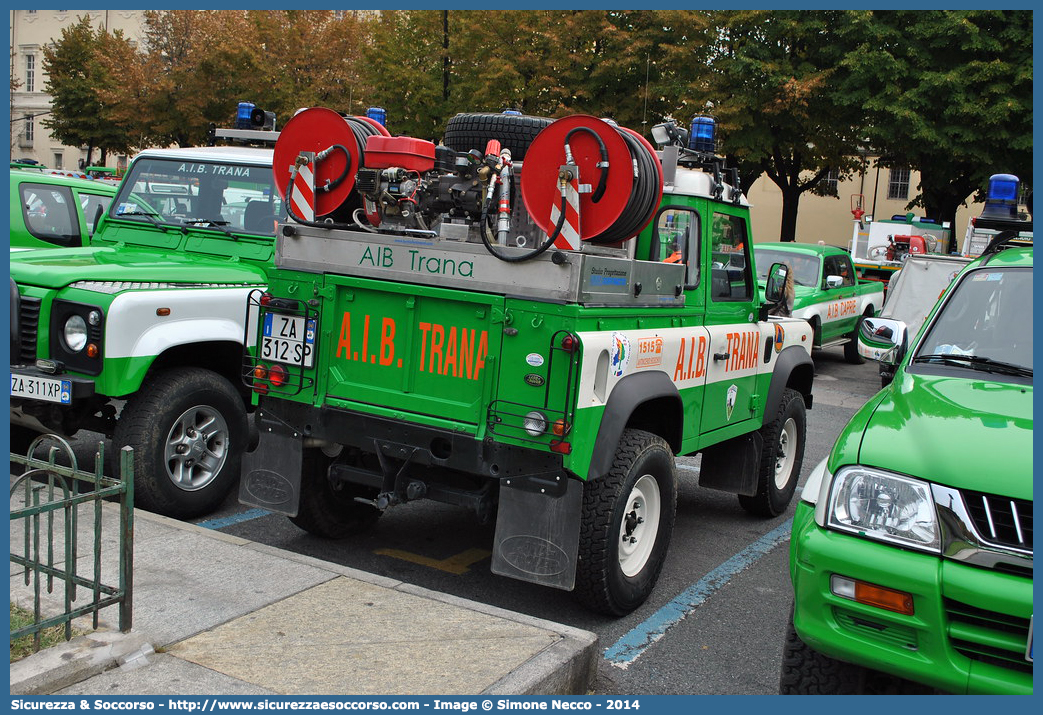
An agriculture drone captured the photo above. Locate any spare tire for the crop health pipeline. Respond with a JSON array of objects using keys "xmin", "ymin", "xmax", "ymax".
[{"xmin": 443, "ymin": 112, "xmax": 554, "ymax": 161}]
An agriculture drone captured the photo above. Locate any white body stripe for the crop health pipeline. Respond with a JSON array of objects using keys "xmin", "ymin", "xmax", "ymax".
[
  {"xmin": 792, "ymin": 289, "xmax": 883, "ymax": 328},
  {"xmin": 575, "ymin": 318, "xmax": 810, "ymax": 409},
  {"xmin": 104, "ymin": 287, "xmax": 262, "ymax": 359}
]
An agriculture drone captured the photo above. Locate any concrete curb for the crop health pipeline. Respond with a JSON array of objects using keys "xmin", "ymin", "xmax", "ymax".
[
  {"xmin": 10, "ymin": 630, "xmax": 153, "ymax": 696},
  {"xmin": 14, "ymin": 508, "xmax": 599, "ymax": 696},
  {"xmin": 396, "ymin": 584, "xmax": 599, "ymax": 695}
]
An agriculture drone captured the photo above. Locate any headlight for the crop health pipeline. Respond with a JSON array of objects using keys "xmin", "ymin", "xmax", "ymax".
[
  {"xmin": 63, "ymin": 315, "xmax": 88, "ymax": 352},
  {"xmin": 826, "ymin": 467, "xmax": 939, "ymax": 552}
]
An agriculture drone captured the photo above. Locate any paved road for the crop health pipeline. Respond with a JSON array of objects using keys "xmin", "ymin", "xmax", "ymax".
[
  {"xmin": 192, "ymin": 346, "xmax": 883, "ymax": 695},
  {"xmin": 21, "ymin": 346, "xmax": 882, "ymax": 695}
]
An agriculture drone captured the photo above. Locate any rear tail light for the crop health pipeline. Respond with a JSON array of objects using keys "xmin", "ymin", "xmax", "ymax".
[{"xmin": 269, "ymin": 363, "xmax": 288, "ymax": 387}]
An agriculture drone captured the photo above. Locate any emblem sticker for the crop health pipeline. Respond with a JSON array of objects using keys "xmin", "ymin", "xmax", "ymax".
[
  {"xmin": 773, "ymin": 323, "xmax": 785, "ymax": 354},
  {"xmin": 610, "ymin": 332, "xmax": 631, "ymax": 377},
  {"xmin": 726, "ymin": 384, "xmax": 738, "ymax": 420},
  {"xmin": 525, "ymin": 353, "xmax": 545, "ymax": 367},
  {"xmin": 524, "ymin": 373, "xmax": 545, "ymax": 387}
]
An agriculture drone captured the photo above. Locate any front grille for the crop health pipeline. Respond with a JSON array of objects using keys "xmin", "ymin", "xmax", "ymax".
[
  {"xmin": 944, "ymin": 598, "xmax": 1033, "ymax": 674},
  {"xmin": 17, "ymin": 296, "xmax": 41, "ymax": 364},
  {"xmin": 962, "ymin": 490, "xmax": 1033, "ymax": 551}
]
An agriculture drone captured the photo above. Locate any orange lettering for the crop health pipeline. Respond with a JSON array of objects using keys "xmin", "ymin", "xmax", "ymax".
[
  {"xmin": 362, "ymin": 314, "xmax": 371, "ymax": 362},
  {"xmin": 445, "ymin": 326, "xmax": 458, "ymax": 377},
  {"xmin": 459, "ymin": 329, "xmax": 474, "ymax": 379},
  {"xmin": 695, "ymin": 335, "xmax": 706, "ymax": 378},
  {"xmin": 336, "ymin": 312, "xmax": 352, "ymax": 359},
  {"xmin": 430, "ymin": 324, "xmax": 445, "ymax": 374},
  {"xmin": 473, "ymin": 331, "xmax": 488, "ymax": 379},
  {"xmin": 417, "ymin": 322, "xmax": 431, "ymax": 372},
  {"xmin": 674, "ymin": 338, "xmax": 688, "ymax": 381},
  {"xmin": 379, "ymin": 317, "xmax": 395, "ymax": 366}
]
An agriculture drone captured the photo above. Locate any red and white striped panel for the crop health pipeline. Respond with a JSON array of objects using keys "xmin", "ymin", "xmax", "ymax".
[
  {"xmin": 549, "ymin": 173, "xmax": 581, "ymax": 250},
  {"xmin": 290, "ymin": 161, "xmax": 315, "ymax": 222}
]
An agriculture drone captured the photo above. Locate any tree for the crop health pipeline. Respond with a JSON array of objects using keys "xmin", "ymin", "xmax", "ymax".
[
  {"xmin": 43, "ymin": 15, "xmax": 134, "ymax": 165},
  {"xmin": 834, "ymin": 11, "xmax": 1033, "ymax": 238},
  {"xmin": 362, "ymin": 11, "xmax": 452, "ymax": 139},
  {"xmin": 680, "ymin": 11, "xmax": 865, "ymax": 241}
]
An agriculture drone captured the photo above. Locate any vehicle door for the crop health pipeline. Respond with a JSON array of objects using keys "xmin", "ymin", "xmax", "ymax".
[
  {"xmin": 76, "ymin": 190, "xmax": 115, "ymax": 240},
  {"xmin": 700, "ymin": 210, "xmax": 759, "ymax": 434},
  {"xmin": 821, "ymin": 252, "xmax": 859, "ymax": 343}
]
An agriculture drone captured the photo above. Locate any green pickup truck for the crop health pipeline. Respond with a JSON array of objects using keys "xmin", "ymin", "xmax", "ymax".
[
  {"xmin": 753, "ymin": 242, "xmax": 884, "ymax": 364},
  {"xmin": 781, "ymin": 199, "xmax": 1032, "ymax": 694},
  {"xmin": 240, "ymin": 111, "xmax": 816, "ymax": 615},
  {"xmin": 10, "ymin": 144, "xmax": 285, "ymax": 519}
]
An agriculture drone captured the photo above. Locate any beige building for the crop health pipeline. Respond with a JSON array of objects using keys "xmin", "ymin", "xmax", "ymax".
[
  {"xmin": 10, "ymin": 10, "xmax": 998, "ymax": 248},
  {"xmin": 9, "ymin": 9, "xmax": 145, "ymax": 172},
  {"xmin": 747, "ymin": 163, "xmax": 988, "ymax": 251}
]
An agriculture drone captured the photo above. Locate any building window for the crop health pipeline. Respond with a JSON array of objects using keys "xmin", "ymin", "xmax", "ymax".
[
  {"xmin": 822, "ymin": 168, "xmax": 839, "ymax": 197},
  {"xmin": 54, "ymin": 153, "xmax": 64, "ymax": 170},
  {"xmin": 887, "ymin": 168, "xmax": 910, "ymax": 201},
  {"xmin": 25, "ymin": 54, "xmax": 35, "ymax": 92},
  {"xmin": 24, "ymin": 116, "xmax": 34, "ymax": 144}
]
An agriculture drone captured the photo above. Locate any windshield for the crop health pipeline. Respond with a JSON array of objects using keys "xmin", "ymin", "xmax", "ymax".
[
  {"xmin": 916, "ymin": 266, "xmax": 1032, "ymax": 371},
  {"xmin": 754, "ymin": 248, "xmax": 820, "ymax": 287},
  {"xmin": 111, "ymin": 157, "xmax": 284, "ymax": 236}
]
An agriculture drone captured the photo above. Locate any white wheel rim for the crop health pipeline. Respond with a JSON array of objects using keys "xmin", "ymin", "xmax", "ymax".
[
  {"xmin": 774, "ymin": 417, "xmax": 798, "ymax": 490},
  {"xmin": 618, "ymin": 474, "xmax": 662, "ymax": 577},
  {"xmin": 163, "ymin": 405, "xmax": 230, "ymax": 491}
]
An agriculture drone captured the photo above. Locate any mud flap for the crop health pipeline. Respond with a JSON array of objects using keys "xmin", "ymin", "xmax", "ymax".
[
  {"xmin": 491, "ymin": 477, "xmax": 583, "ymax": 591},
  {"xmin": 238, "ymin": 411, "xmax": 303, "ymax": 516},
  {"xmin": 699, "ymin": 430, "xmax": 762, "ymax": 496}
]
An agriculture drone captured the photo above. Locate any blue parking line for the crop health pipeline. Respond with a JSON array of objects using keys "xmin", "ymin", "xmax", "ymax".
[
  {"xmin": 604, "ymin": 519, "xmax": 793, "ymax": 668},
  {"xmin": 196, "ymin": 508, "xmax": 270, "ymax": 530}
]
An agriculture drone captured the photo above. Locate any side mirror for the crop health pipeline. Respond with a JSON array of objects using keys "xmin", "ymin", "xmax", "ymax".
[
  {"xmin": 825, "ymin": 275, "xmax": 843, "ymax": 289},
  {"xmin": 858, "ymin": 317, "xmax": 908, "ymax": 365},
  {"xmin": 764, "ymin": 262, "xmax": 789, "ymax": 304}
]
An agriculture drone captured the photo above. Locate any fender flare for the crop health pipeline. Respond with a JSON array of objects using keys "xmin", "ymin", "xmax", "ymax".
[
  {"xmin": 587, "ymin": 371, "xmax": 683, "ymax": 481},
  {"xmin": 765, "ymin": 345, "xmax": 815, "ymax": 417}
]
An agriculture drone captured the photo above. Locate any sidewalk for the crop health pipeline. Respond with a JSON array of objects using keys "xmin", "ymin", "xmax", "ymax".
[{"xmin": 9, "ymin": 502, "xmax": 598, "ymax": 696}]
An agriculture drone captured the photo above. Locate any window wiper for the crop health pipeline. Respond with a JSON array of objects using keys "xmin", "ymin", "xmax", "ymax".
[
  {"xmin": 182, "ymin": 218, "xmax": 230, "ymax": 227},
  {"xmin": 181, "ymin": 218, "xmax": 238, "ymax": 239},
  {"xmin": 114, "ymin": 210, "xmax": 174, "ymax": 232},
  {"xmin": 913, "ymin": 353, "xmax": 1032, "ymax": 377}
]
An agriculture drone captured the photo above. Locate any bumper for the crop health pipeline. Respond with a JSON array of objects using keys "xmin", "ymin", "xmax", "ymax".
[
  {"xmin": 10, "ymin": 366, "xmax": 97, "ymax": 403},
  {"xmin": 10, "ymin": 366, "xmax": 100, "ymax": 435},
  {"xmin": 790, "ymin": 501, "xmax": 1033, "ymax": 695}
]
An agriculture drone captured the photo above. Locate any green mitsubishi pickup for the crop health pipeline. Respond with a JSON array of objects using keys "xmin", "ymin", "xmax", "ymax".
[{"xmin": 781, "ymin": 179, "xmax": 1032, "ymax": 694}]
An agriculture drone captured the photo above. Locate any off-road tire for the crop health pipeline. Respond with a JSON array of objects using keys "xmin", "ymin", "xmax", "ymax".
[
  {"xmin": 780, "ymin": 609, "xmax": 934, "ymax": 693},
  {"xmin": 443, "ymin": 113, "xmax": 554, "ymax": 162},
  {"xmin": 573, "ymin": 429, "xmax": 677, "ymax": 616},
  {"xmin": 844, "ymin": 311, "xmax": 871, "ymax": 364},
  {"xmin": 113, "ymin": 368, "xmax": 246, "ymax": 520},
  {"xmin": 739, "ymin": 388, "xmax": 806, "ymax": 517},
  {"xmin": 780, "ymin": 610, "xmax": 865, "ymax": 694},
  {"xmin": 289, "ymin": 449, "xmax": 382, "ymax": 539}
]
